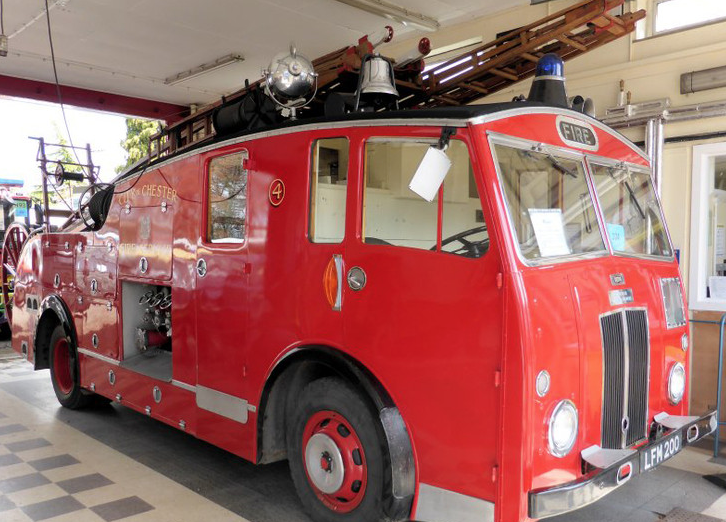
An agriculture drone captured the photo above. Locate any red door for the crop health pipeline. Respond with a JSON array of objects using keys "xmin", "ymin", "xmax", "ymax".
[
  {"xmin": 194, "ymin": 148, "xmax": 251, "ymax": 420},
  {"xmin": 341, "ymin": 130, "xmax": 504, "ymax": 501}
]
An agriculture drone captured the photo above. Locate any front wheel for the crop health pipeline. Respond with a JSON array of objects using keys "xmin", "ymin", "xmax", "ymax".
[
  {"xmin": 49, "ymin": 324, "xmax": 93, "ymax": 409},
  {"xmin": 287, "ymin": 377, "xmax": 391, "ymax": 522}
]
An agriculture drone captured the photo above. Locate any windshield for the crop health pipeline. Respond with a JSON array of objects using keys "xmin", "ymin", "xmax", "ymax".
[
  {"xmin": 589, "ymin": 163, "xmax": 671, "ymax": 257},
  {"xmin": 494, "ymin": 143, "xmax": 606, "ymax": 260}
]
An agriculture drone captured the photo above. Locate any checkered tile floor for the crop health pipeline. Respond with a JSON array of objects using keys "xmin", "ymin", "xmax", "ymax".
[
  {"xmin": 0, "ymin": 346, "xmax": 250, "ymax": 522},
  {"xmin": 0, "ymin": 422, "xmax": 153, "ymax": 521}
]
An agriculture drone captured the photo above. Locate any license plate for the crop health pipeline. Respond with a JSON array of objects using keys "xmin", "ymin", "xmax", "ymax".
[{"xmin": 640, "ymin": 431, "xmax": 682, "ymax": 471}]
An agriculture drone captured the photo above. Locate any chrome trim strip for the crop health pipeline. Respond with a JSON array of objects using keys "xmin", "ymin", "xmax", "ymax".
[
  {"xmin": 470, "ymin": 106, "xmax": 649, "ymax": 161},
  {"xmin": 415, "ymin": 483, "xmax": 494, "ymax": 522},
  {"xmin": 113, "ymin": 118, "xmax": 468, "ymax": 185},
  {"xmin": 196, "ymin": 385, "xmax": 249, "ymax": 424},
  {"xmin": 171, "ymin": 379, "xmax": 196, "ymax": 393},
  {"xmin": 77, "ymin": 348, "xmax": 120, "ymax": 366}
]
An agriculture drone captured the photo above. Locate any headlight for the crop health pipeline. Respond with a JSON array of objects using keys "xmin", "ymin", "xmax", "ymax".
[
  {"xmin": 668, "ymin": 363, "xmax": 686, "ymax": 405},
  {"xmin": 660, "ymin": 278, "xmax": 686, "ymax": 329},
  {"xmin": 548, "ymin": 400, "xmax": 578, "ymax": 457}
]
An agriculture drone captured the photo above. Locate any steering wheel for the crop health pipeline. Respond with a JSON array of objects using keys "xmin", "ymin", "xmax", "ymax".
[{"xmin": 435, "ymin": 225, "xmax": 489, "ymax": 258}]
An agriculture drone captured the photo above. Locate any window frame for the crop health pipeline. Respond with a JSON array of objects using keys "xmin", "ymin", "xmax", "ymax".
[
  {"xmin": 488, "ymin": 133, "xmax": 611, "ymax": 267},
  {"xmin": 586, "ymin": 156, "xmax": 675, "ymax": 262},
  {"xmin": 689, "ymin": 142, "xmax": 726, "ymax": 311},
  {"xmin": 360, "ymin": 135, "xmax": 490, "ymax": 259},
  {"xmin": 204, "ymin": 149, "xmax": 250, "ymax": 247},
  {"xmin": 308, "ymin": 136, "xmax": 350, "ymax": 245},
  {"xmin": 653, "ymin": 0, "xmax": 726, "ymax": 36}
]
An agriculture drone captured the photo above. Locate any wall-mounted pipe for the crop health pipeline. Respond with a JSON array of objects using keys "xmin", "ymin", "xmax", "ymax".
[
  {"xmin": 645, "ymin": 118, "xmax": 664, "ymax": 194},
  {"xmin": 681, "ymin": 65, "xmax": 726, "ymax": 95}
]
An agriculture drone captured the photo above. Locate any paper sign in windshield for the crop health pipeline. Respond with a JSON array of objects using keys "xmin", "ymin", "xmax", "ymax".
[
  {"xmin": 607, "ymin": 223, "xmax": 626, "ymax": 251},
  {"xmin": 409, "ymin": 146, "xmax": 452, "ymax": 202},
  {"xmin": 528, "ymin": 208, "xmax": 570, "ymax": 257}
]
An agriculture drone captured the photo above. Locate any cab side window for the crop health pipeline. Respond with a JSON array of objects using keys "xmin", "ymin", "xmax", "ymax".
[
  {"xmin": 208, "ymin": 151, "xmax": 248, "ymax": 243},
  {"xmin": 363, "ymin": 139, "xmax": 488, "ymax": 258},
  {"xmin": 309, "ymin": 138, "xmax": 349, "ymax": 243}
]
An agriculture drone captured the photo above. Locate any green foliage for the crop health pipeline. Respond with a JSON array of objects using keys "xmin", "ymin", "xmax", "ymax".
[{"xmin": 116, "ymin": 118, "xmax": 160, "ymax": 173}]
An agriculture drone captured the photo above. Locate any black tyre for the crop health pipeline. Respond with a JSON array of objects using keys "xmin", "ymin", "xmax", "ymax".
[
  {"xmin": 287, "ymin": 377, "xmax": 391, "ymax": 522},
  {"xmin": 48, "ymin": 324, "xmax": 93, "ymax": 409}
]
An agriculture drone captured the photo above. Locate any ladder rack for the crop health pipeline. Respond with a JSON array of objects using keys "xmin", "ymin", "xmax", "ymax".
[{"xmin": 147, "ymin": 0, "xmax": 643, "ymax": 162}]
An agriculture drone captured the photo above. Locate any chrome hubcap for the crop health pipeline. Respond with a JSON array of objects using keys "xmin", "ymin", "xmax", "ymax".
[{"xmin": 305, "ymin": 433, "xmax": 345, "ymax": 494}]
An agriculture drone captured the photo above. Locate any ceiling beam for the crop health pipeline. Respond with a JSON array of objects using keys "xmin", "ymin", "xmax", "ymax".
[{"xmin": 0, "ymin": 75, "xmax": 188, "ymax": 123}]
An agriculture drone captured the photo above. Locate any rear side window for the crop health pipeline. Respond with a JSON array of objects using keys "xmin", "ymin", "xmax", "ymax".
[
  {"xmin": 208, "ymin": 150, "xmax": 248, "ymax": 243},
  {"xmin": 309, "ymin": 138, "xmax": 349, "ymax": 243},
  {"xmin": 363, "ymin": 138, "xmax": 488, "ymax": 258}
]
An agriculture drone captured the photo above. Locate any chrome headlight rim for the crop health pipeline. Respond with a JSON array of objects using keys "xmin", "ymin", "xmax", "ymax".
[
  {"xmin": 667, "ymin": 362, "xmax": 686, "ymax": 405},
  {"xmin": 548, "ymin": 399, "xmax": 579, "ymax": 458}
]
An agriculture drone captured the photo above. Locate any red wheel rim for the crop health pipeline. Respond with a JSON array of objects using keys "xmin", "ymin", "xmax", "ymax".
[
  {"xmin": 1, "ymin": 223, "xmax": 29, "ymax": 324},
  {"xmin": 53, "ymin": 336, "xmax": 74, "ymax": 395},
  {"xmin": 302, "ymin": 410, "xmax": 368, "ymax": 513}
]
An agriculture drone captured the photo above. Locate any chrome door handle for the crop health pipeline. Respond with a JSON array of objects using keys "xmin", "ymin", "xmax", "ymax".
[{"xmin": 347, "ymin": 266, "xmax": 367, "ymax": 291}]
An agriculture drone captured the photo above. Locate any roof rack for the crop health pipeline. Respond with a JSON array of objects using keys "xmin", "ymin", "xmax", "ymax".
[{"xmin": 148, "ymin": 0, "xmax": 643, "ymax": 162}]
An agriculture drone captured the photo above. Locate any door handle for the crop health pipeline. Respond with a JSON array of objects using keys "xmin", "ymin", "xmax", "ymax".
[
  {"xmin": 196, "ymin": 258, "xmax": 207, "ymax": 277},
  {"xmin": 347, "ymin": 266, "xmax": 367, "ymax": 291}
]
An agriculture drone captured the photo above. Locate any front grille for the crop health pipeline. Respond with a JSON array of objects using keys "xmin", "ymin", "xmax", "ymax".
[
  {"xmin": 625, "ymin": 310, "xmax": 649, "ymax": 446},
  {"xmin": 600, "ymin": 309, "xmax": 650, "ymax": 449}
]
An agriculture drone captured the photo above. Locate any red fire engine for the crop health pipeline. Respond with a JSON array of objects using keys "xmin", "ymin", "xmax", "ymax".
[{"xmin": 4, "ymin": 4, "xmax": 718, "ymax": 521}]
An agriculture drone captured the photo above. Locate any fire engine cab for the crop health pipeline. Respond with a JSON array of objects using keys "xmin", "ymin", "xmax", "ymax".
[{"xmin": 4, "ymin": 42, "xmax": 718, "ymax": 522}]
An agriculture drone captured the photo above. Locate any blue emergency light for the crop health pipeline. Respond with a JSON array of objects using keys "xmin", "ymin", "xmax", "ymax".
[{"xmin": 527, "ymin": 53, "xmax": 568, "ymax": 107}]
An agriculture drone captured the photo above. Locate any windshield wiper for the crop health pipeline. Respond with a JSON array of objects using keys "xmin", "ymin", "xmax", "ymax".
[
  {"xmin": 608, "ymin": 167, "xmax": 645, "ymax": 219},
  {"xmin": 524, "ymin": 147, "xmax": 577, "ymax": 178},
  {"xmin": 546, "ymin": 153, "xmax": 577, "ymax": 178}
]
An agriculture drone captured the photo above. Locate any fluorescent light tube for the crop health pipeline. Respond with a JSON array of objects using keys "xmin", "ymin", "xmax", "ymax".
[
  {"xmin": 165, "ymin": 53, "xmax": 245, "ymax": 86},
  {"xmin": 332, "ymin": 0, "xmax": 439, "ymax": 31}
]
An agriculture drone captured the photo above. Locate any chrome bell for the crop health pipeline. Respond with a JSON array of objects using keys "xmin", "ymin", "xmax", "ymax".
[{"xmin": 359, "ymin": 54, "xmax": 398, "ymax": 97}]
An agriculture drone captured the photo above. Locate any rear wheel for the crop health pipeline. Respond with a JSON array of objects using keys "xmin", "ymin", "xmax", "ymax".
[
  {"xmin": 49, "ymin": 324, "xmax": 93, "ymax": 409},
  {"xmin": 287, "ymin": 377, "xmax": 390, "ymax": 522}
]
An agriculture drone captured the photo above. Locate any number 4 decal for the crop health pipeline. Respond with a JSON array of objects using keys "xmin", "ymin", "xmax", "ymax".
[{"xmin": 269, "ymin": 179, "xmax": 285, "ymax": 207}]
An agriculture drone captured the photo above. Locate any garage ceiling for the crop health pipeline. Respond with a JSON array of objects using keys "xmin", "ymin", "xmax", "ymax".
[{"xmin": 0, "ymin": 0, "xmax": 529, "ymax": 110}]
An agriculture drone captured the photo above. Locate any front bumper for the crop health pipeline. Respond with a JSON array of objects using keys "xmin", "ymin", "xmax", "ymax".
[{"xmin": 529, "ymin": 411, "xmax": 718, "ymax": 520}]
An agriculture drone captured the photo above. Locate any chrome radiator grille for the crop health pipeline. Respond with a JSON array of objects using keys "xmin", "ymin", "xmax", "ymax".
[{"xmin": 600, "ymin": 309, "xmax": 650, "ymax": 449}]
